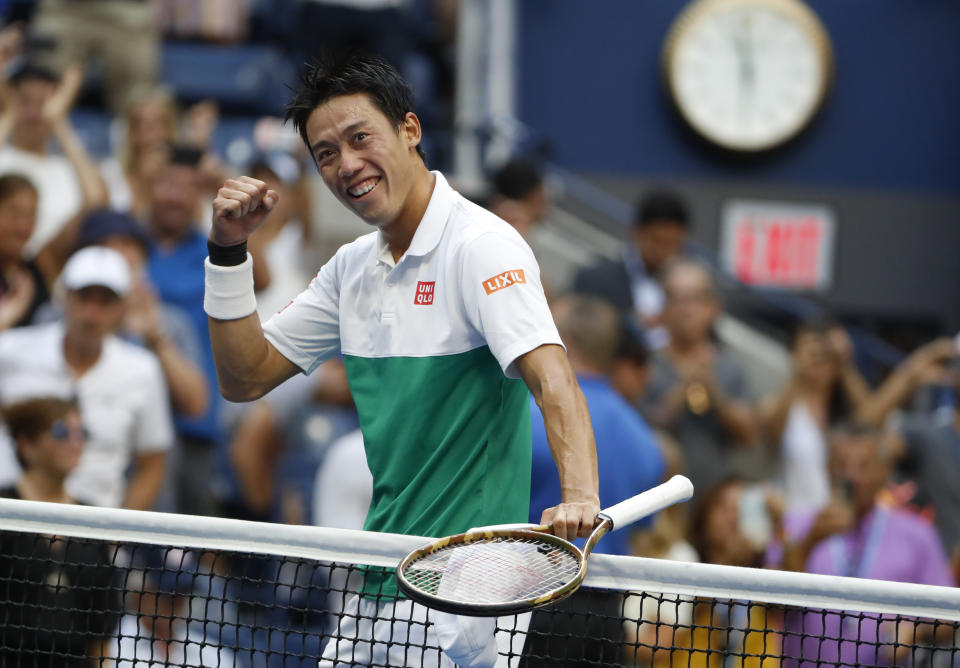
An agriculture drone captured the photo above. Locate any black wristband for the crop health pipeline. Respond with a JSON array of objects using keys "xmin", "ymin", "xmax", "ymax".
[{"xmin": 207, "ymin": 239, "xmax": 248, "ymax": 267}]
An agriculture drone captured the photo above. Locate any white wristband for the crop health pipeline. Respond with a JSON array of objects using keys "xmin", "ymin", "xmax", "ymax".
[{"xmin": 204, "ymin": 254, "xmax": 257, "ymax": 320}]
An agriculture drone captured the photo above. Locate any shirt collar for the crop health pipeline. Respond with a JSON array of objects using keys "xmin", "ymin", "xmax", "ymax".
[{"xmin": 375, "ymin": 171, "xmax": 454, "ymax": 267}]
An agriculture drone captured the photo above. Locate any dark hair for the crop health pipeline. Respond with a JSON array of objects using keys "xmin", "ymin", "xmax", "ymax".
[
  {"xmin": 492, "ymin": 159, "xmax": 543, "ymax": 201},
  {"xmin": 8, "ymin": 61, "xmax": 59, "ymax": 86},
  {"xmin": 636, "ymin": 190, "xmax": 688, "ymax": 228},
  {"xmin": 614, "ymin": 316, "xmax": 649, "ymax": 367},
  {"xmin": 0, "ymin": 173, "xmax": 37, "ymax": 204},
  {"xmin": 78, "ymin": 208, "xmax": 151, "ymax": 252},
  {"xmin": 168, "ymin": 144, "xmax": 204, "ymax": 167},
  {"xmin": 791, "ymin": 316, "xmax": 853, "ymax": 423},
  {"xmin": 2, "ymin": 397, "xmax": 78, "ymax": 469},
  {"xmin": 285, "ymin": 51, "xmax": 425, "ymax": 162},
  {"xmin": 688, "ymin": 476, "xmax": 761, "ymax": 567}
]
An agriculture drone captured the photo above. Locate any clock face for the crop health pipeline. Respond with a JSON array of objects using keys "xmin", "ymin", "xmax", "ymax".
[{"xmin": 663, "ymin": 0, "xmax": 833, "ymax": 151}]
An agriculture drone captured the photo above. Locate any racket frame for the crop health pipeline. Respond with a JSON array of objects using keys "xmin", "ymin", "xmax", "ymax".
[{"xmin": 395, "ymin": 518, "xmax": 612, "ymax": 616}]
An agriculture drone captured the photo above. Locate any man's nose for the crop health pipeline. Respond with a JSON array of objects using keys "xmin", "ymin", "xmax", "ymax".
[{"xmin": 339, "ymin": 147, "xmax": 363, "ymax": 178}]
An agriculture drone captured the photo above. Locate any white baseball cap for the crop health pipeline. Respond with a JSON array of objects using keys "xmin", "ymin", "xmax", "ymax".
[{"xmin": 60, "ymin": 246, "xmax": 132, "ymax": 297}]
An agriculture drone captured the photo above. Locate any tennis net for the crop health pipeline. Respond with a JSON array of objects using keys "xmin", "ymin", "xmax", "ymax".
[{"xmin": 1, "ymin": 498, "xmax": 959, "ymax": 667}]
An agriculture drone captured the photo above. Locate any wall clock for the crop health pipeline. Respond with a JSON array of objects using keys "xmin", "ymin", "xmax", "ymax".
[{"xmin": 663, "ymin": 0, "xmax": 833, "ymax": 151}]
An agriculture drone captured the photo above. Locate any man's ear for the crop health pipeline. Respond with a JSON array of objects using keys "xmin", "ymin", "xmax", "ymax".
[{"xmin": 401, "ymin": 112, "xmax": 422, "ymax": 150}]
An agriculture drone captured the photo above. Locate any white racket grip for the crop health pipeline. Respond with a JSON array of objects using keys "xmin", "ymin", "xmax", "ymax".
[{"xmin": 600, "ymin": 475, "xmax": 694, "ymax": 531}]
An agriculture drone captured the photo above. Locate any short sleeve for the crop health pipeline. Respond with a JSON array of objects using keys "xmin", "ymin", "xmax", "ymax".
[
  {"xmin": 459, "ymin": 231, "xmax": 562, "ymax": 378},
  {"xmin": 262, "ymin": 253, "xmax": 342, "ymax": 375},
  {"xmin": 134, "ymin": 355, "xmax": 174, "ymax": 453}
]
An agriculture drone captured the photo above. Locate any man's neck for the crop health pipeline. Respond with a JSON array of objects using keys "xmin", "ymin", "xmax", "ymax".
[
  {"xmin": 17, "ymin": 471, "xmax": 72, "ymax": 504},
  {"xmin": 382, "ymin": 169, "xmax": 435, "ymax": 264},
  {"xmin": 63, "ymin": 329, "xmax": 103, "ymax": 376}
]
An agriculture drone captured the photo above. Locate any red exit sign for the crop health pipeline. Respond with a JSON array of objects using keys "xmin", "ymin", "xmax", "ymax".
[{"xmin": 720, "ymin": 201, "xmax": 835, "ymax": 291}]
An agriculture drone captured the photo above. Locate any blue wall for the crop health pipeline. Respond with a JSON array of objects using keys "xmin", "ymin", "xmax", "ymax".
[{"xmin": 517, "ymin": 0, "xmax": 960, "ymax": 193}]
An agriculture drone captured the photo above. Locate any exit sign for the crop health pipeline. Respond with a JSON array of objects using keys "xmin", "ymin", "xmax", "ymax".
[{"xmin": 720, "ymin": 201, "xmax": 836, "ymax": 291}]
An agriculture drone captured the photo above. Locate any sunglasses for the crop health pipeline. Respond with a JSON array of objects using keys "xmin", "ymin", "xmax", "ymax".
[{"xmin": 49, "ymin": 420, "xmax": 90, "ymax": 442}]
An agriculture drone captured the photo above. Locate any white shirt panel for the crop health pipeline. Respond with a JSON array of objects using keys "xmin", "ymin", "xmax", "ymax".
[
  {"xmin": 262, "ymin": 238, "xmax": 348, "ymax": 374},
  {"xmin": 262, "ymin": 172, "xmax": 560, "ymax": 376},
  {"xmin": 0, "ymin": 322, "xmax": 174, "ymax": 507}
]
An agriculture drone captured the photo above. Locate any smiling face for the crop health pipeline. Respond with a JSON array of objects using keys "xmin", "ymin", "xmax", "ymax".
[{"xmin": 306, "ymin": 93, "xmax": 423, "ymax": 229}]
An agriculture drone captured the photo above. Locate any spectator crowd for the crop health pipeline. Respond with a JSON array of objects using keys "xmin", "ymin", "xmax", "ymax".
[{"xmin": 0, "ymin": 2, "xmax": 958, "ymax": 666}]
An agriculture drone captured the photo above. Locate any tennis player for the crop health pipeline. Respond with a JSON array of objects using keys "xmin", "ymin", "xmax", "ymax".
[{"xmin": 204, "ymin": 52, "xmax": 600, "ymax": 667}]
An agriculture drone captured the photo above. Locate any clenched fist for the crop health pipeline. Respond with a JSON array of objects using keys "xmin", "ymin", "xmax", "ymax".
[{"xmin": 210, "ymin": 176, "xmax": 279, "ymax": 246}]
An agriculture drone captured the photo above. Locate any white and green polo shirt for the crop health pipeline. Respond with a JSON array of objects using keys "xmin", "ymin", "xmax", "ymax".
[{"xmin": 262, "ymin": 172, "xmax": 561, "ymax": 592}]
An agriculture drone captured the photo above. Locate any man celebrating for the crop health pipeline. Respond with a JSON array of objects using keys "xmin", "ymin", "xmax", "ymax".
[{"xmin": 204, "ymin": 53, "xmax": 599, "ymax": 666}]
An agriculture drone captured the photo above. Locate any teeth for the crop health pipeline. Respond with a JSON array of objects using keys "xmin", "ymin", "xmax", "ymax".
[{"xmin": 349, "ymin": 178, "xmax": 379, "ymax": 197}]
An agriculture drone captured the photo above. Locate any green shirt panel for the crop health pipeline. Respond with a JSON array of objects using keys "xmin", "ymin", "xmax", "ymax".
[{"xmin": 342, "ymin": 347, "xmax": 532, "ymax": 598}]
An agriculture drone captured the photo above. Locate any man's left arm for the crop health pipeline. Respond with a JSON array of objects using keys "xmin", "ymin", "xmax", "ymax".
[{"xmin": 516, "ymin": 344, "xmax": 600, "ymax": 541}]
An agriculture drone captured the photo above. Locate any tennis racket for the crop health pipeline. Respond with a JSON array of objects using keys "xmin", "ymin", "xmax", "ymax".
[{"xmin": 395, "ymin": 475, "xmax": 694, "ymax": 616}]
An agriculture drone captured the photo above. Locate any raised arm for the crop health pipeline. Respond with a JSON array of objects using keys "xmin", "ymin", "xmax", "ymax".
[
  {"xmin": 516, "ymin": 343, "xmax": 601, "ymax": 541},
  {"xmin": 206, "ymin": 176, "xmax": 300, "ymax": 401}
]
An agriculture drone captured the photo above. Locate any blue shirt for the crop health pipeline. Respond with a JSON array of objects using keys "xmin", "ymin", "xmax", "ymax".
[
  {"xmin": 147, "ymin": 229, "xmax": 221, "ymax": 443},
  {"xmin": 529, "ymin": 374, "xmax": 664, "ymax": 556}
]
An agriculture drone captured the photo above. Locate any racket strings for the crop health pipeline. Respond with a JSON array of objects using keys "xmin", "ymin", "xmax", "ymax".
[{"xmin": 402, "ymin": 536, "xmax": 581, "ymax": 605}]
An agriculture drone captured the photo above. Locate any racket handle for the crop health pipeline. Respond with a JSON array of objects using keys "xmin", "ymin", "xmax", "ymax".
[{"xmin": 599, "ymin": 475, "xmax": 694, "ymax": 531}]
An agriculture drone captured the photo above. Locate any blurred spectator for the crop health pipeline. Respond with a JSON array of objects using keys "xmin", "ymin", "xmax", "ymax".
[
  {"xmin": 523, "ymin": 295, "xmax": 664, "ymax": 668},
  {"xmin": 155, "ymin": 0, "xmax": 251, "ymax": 43},
  {"xmin": 608, "ymin": 315, "xmax": 650, "ymax": 406},
  {"xmin": 111, "ymin": 548, "xmax": 233, "ymax": 667},
  {"xmin": 529, "ymin": 294, "xmax": 664, "ymax": 554},
  {"xmin": 29, "ymin": 0, "xmax": 159, "ymax": 112},
  {"xmin": 639, "ymin": 259, "xmax": 757, "ymax": 500},
  {"xmin": 759, "ymin": 320, "xmax": 872, "ymax": 513},
  {"xmin": 689, "ymin": 478, "xmax": 764, "ymax": 568},
  {"xmin": 0, "ymin": 396, "xmax": 121, "ymax": 667},
  {"xmin": 0, "ymin": 61, "xmax": 108, "ymax": 276},
  {"xmin": 487, "ymin": 157, "xmax": 547, "ymax": 241},
  {"xmin": 294, "ymin": 0, "xmax": 410, "ymax": 75},
  {"xmin": 247, "ymin": 151, "xmax": 313, "ymax": 318},
  {"xmin": 101, "ymin": 87, "xmax": 178, "ymax": 219},
  {"xmin": 78, "ymin": 208, "xmax": 208, "ymax": 419},
  {"xmin": 775, "ymin": 422, "xmax": 954, "ymax": 665},
  {"xmin": 884, "ymin": 338, "xmax": 960, "ymax": 566},
  {"xmin": 144, "ymin": 146, "xmax": 225, "ymax": 516},
  {"xmin": 226, "ymin": 357, "xmax": 355, "ymax": 521},
  {"xmin": 0, "ymin": 173, "xmax": 49, "ymax": 330},
  {"xmin": 313, "ymin": 428, "xmax": 371, "ymax": 530},
  {"xmin": 0, "ymin": 245, "xmax": 173, "ymax": 508},
  {"xmin": 573, "ymin": 189, "xmax": 688, "ymax": 346}
]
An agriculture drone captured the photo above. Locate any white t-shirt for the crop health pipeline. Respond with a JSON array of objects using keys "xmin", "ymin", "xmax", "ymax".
[
  {"xmin": 0, "ymin": 321, "xmax": 174, "ymax": 507},
  {"xmin": 313, "ymin": 428, "xmax": 371, "ymax": 530},
  {"xmin": 780, "ymin": 400, "xmax": 830, "ymax": 512},
  {"xmin": 0, "ymin": 145, "xmax": 83, "ymax": 258}
]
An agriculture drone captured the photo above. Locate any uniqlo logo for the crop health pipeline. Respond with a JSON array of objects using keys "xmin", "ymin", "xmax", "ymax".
[
  {"xmin": 414, "ymin": 281, "xmax": 435, "ymax": 305},
  {"xmin": 483, "ymin": 269, "xmax": 526, "ymax": 295}
]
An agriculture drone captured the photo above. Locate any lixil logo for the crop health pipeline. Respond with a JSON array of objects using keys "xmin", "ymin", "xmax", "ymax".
[
  {"xmin": 414, "ymin": 281, "xmax": 435, "ymax": 305},
  {"xmin": 483, "ymin": 269, "xmax": 526, "ymax": 295}
]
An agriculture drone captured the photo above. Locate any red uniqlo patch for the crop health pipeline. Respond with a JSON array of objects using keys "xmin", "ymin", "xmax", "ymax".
[{"xmin": 414, "ymin": 281, "xmax": 435, "ymax": 305}]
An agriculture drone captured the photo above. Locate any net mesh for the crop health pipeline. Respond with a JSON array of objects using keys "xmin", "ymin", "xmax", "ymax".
[{"xmin": 1, "ymin": 508, "xmax": 959, "ymax": 667}]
